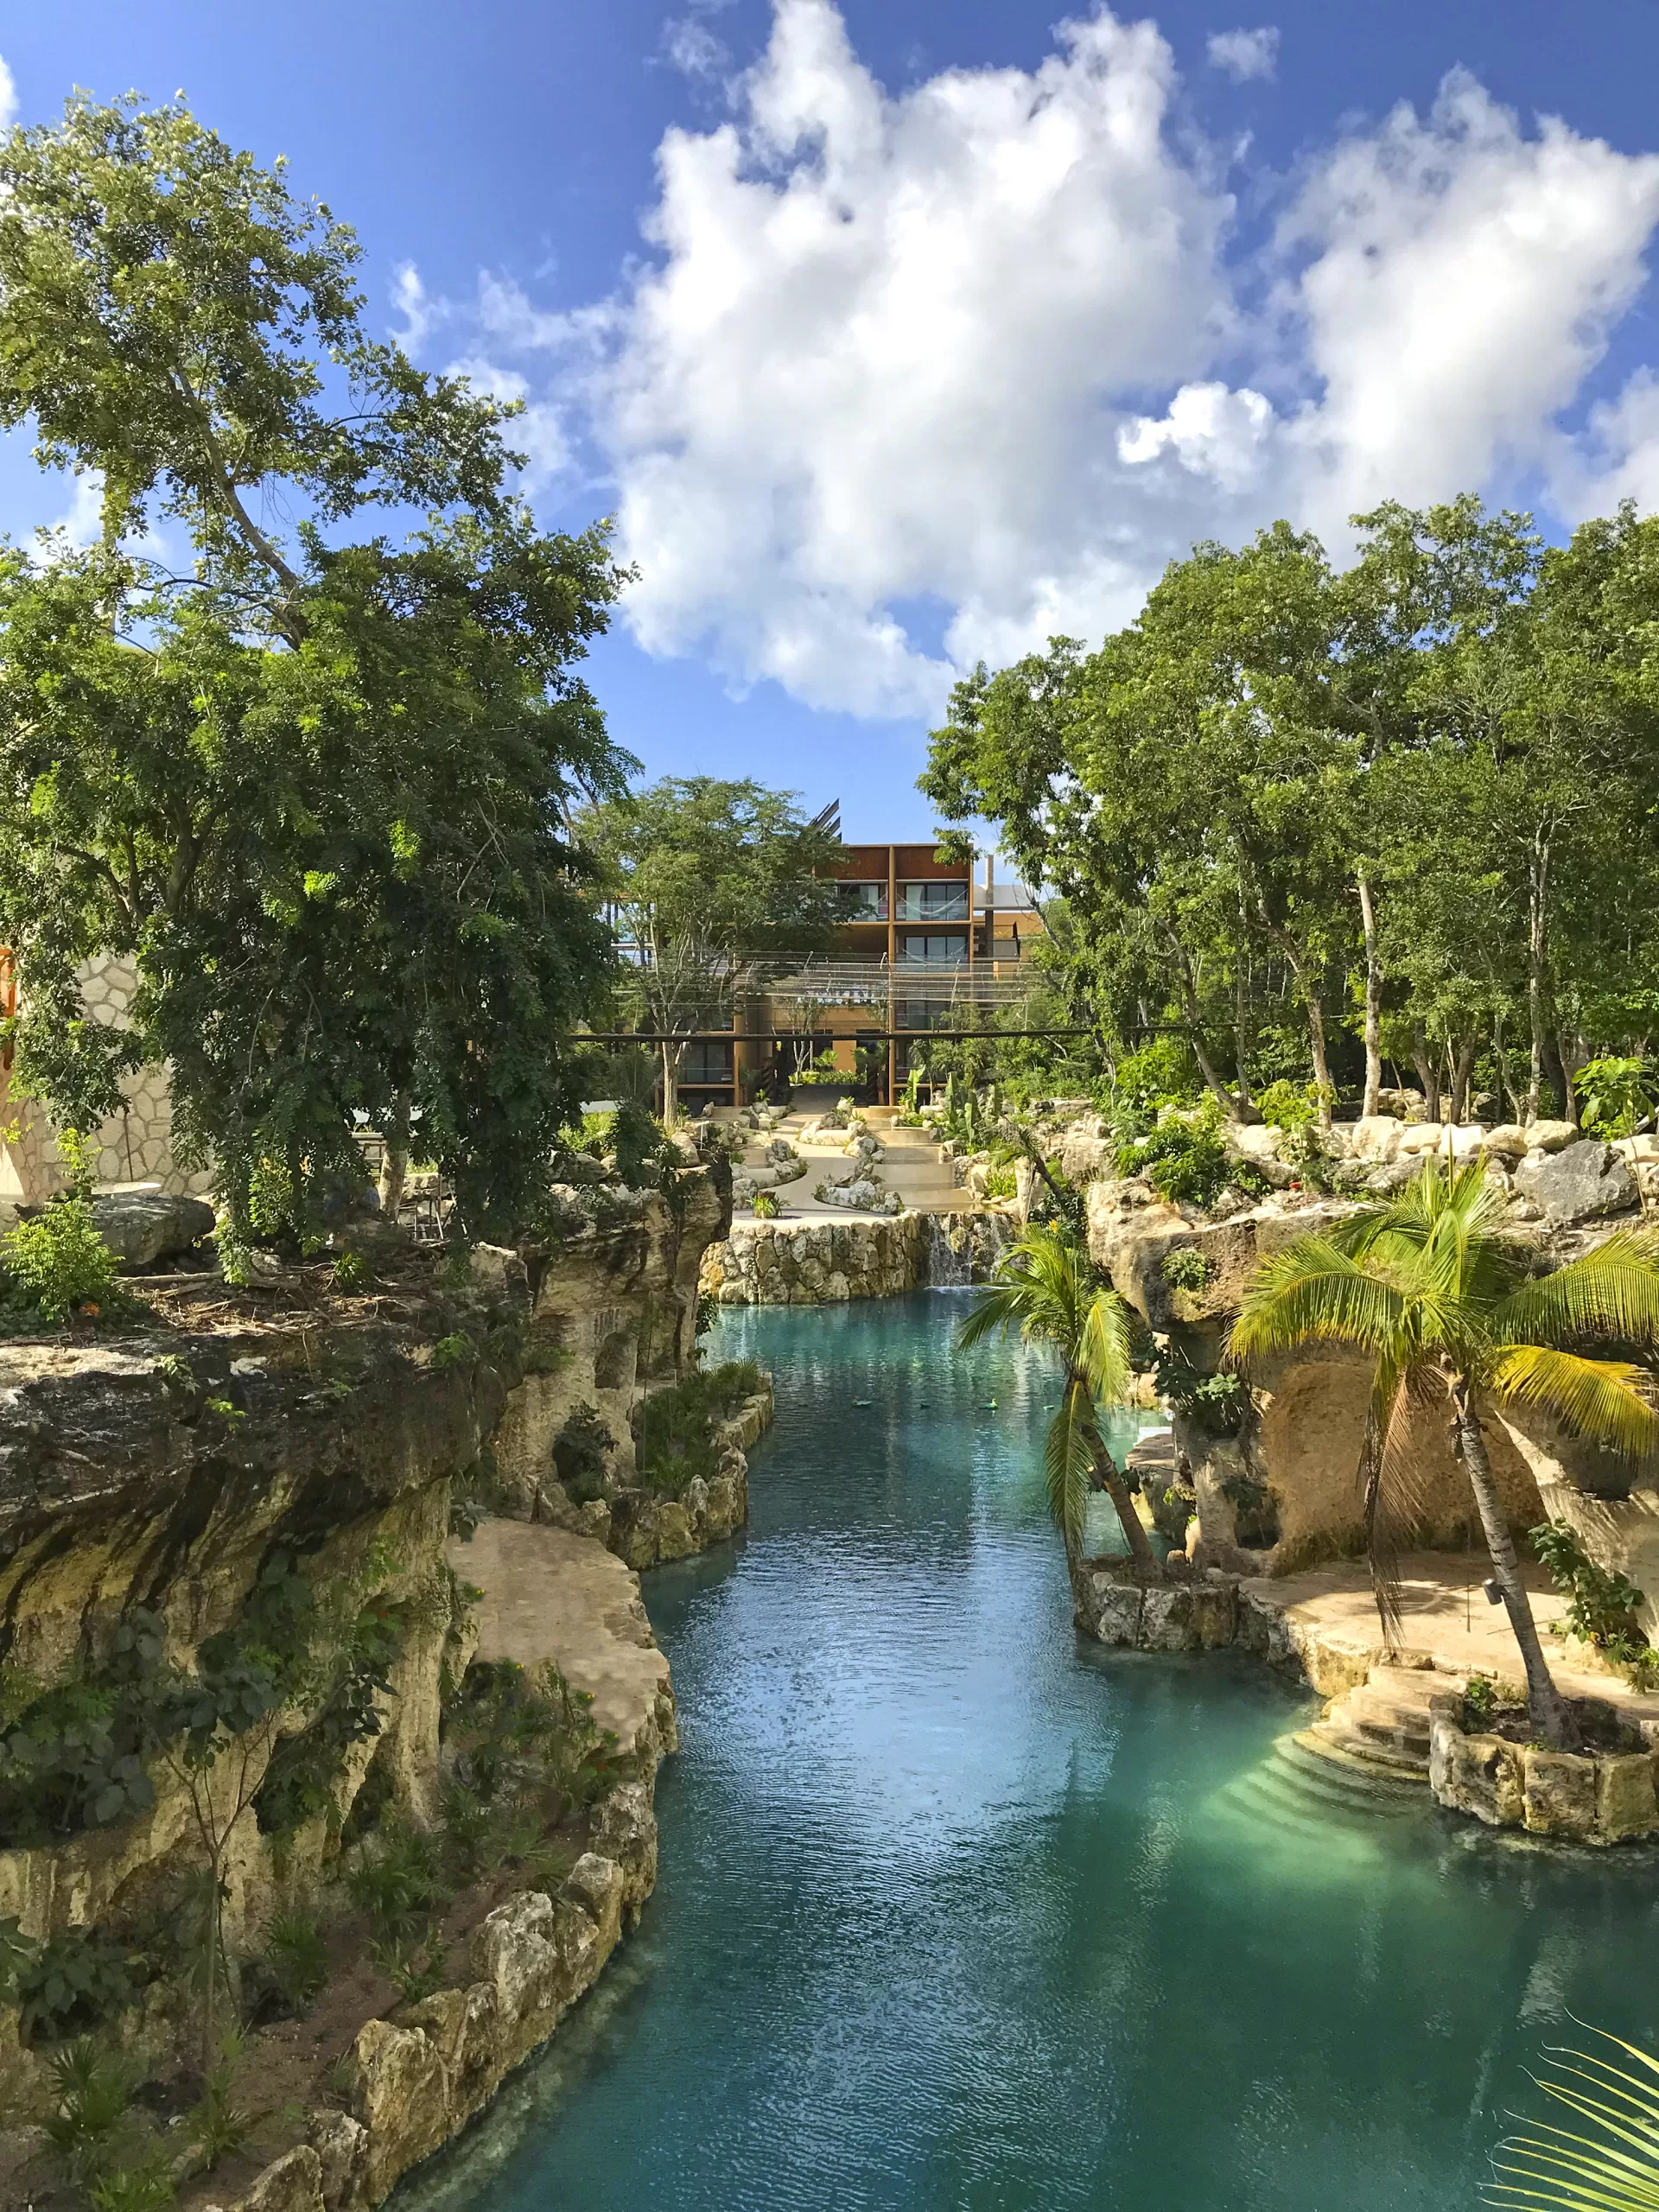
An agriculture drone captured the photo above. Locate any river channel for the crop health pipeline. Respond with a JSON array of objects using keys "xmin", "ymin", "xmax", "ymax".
[{"xmin": 405, "ymin": 1292, "xmax": 1659, "ymax": 2211}]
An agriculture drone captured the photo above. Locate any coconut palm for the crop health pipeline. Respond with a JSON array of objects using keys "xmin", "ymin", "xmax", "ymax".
[
  {"xmin": 957, "ymin": 1224, "xmax": 1154, "ymax": 1570},
  {"xmin": 1230, "ymin": 1157, "xmax": 1659, "ymax": 1751},
  {"xmin": 1487, "ymin": 2026, "xmax": 1659, "ymax": 2210}
]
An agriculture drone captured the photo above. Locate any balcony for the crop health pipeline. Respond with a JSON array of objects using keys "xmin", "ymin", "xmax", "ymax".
[
  {"xmin": 836, "ymin": 882, "xmax": 888, "ymax": 921},
  {"xmin": 897, "ymin": 932, "xmax": 968, "ymax": 966},
  {"xmin": 895, "ymin": 881, "xmax": 968, "ymax": 922}
]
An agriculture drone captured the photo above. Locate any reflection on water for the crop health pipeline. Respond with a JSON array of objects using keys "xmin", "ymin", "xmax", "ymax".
[{"xmin": 402, "ymin": 1294, "xmax": 1659, "ymax": 2212}]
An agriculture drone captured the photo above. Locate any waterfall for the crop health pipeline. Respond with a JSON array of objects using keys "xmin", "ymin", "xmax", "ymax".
[
  {"xmin": 921, "ymin": 1210, "xmax": 1015, "ymax": 1286},
  {"xmin": 922, "ymin": 1213, "xmax": 970, "ymax": 1287}
]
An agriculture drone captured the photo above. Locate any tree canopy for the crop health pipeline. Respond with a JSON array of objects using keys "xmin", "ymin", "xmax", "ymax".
[
  {"xmin": 0, "ymin": 93, "xmax": 634, "ymax": 1238},
  {"xmin": 922, "ymin": 497, "xmax": 1659, "ymax": 1128}
]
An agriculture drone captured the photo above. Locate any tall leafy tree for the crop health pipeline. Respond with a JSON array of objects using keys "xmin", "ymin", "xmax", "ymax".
[
  {"xmin": 582, "ymin": 777, "xmax": 845, "ymax": 1120},
  {"xmin": 0, "ymin": 93, "xmax": 632, "ymax": 1237}
]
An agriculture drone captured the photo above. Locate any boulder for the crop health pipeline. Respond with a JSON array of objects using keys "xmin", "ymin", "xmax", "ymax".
[
  {"xmin": 1513, "ymin": 1140, "xmax": 1638, "ymax": 1226},
  {"xmin": 90, "ymin": 1189, "xmax": 216, "ymax": 1267},
  {"xmin": 1525, "ymin": 1119, "xmax": 1580, "ymax": 1154},
  {"xmin": 1350, "ymin": 1116, "xmax": 1405, "ymax": 1163},
  {"xmin": 1484, "ymin": 1123, "xmax": 1530, "ymax": 1158}
]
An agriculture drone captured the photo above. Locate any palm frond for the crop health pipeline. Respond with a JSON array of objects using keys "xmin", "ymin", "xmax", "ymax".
[
  {"xmin": 1077, "ymin": 1289, "xmax": 1135, "ymax": 1411},
  {"xmin": 1230, "ymin": 1237, "xmax": 1408, "ymax": 1368},
  {"xmin": 1491, "ymin": 1347, "xmax": 1659, "ymax": 1462},
  {"xmin": 956, "ymin": 1281, "xmax": 1036, "ymax": 1354},
  {"xmin": 1486, "ymin": 2029, "xmax": 1659, "ymax": 2211},
  {"xmin": 1360, "ymin": 1361, "xmax": 1435, "ymax": 1648},
  {"xmin": 1499, "ymin": 1231, "xmax": 1659, "ymax": 1353},
  {"xmin": 1044, "ymin": 1376, "xmax": 1096, "ymax": 1554}
]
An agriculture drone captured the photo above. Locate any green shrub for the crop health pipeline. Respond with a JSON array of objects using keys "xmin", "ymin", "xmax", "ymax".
[
  {"xmin": 982, "ymin": 1166, "xmax": 1017, "ymax": 1201},
  {"xmin": 632, "ymin": 1363, "xmax": 761, "ymax": 1497},
  {"xmin": 752, "ymin": 1190, "xmax": 781, "ymax": 1218},
  {"xmin": 1116, "ymin": 1112, "xmax": 1233, "ymax": 1208},
  {"xmin": 1160, "ymin": 1247, "xmax": 1211, "ymax": 1293},
  {"xmin": 552, "ymin": 1404, "xmax": 613, "ymax": 1505},
  {"xmin": 0, "ymin": 1198, "xmax": 124, "ymax": 1323},
  {"xmin": 332, "ymin": 1249, "xmax": 371, "ymax": 1293},
  {"xmin": 1577, "ymin": 1055, "xmax": 1659, "ymax": 1140},
  {"xmin": 254, "ymin": 1910, "xmax": 329, "ymax": 2015},
  {"xmin": 1531, "ymin": 1520, "xmax": 1647, "ymax": 1647},
  {"xmin": 431, "ymin": 1332, "xmax": 475, "ymax": 1370},
  {"xmin": 1464, "ymin": 1672, "xmax": 1499, "ymax": 1725},
  {"xmin": 345, "ymin": 1820, "xmax": 450, "ymax": 1942},
  {"xmin": 20, "ymin": 1927, "xmax": 144, "ymax": 2045}
]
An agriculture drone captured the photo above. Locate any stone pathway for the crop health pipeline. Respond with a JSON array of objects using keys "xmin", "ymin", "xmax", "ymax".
[
  {"xmin": 1243, "ymin": 1550, "xmax": 1657, "ymax": 1787},
  {"xmin": 447, "ymin": 1519, "xmax": 674, "ymax": 1757},
  {"xmin": 734, "ymin": 1108, "xmax": 988, "ymax": 1218}
]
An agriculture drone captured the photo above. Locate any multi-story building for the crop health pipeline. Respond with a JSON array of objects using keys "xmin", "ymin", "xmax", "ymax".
[{"xmin": 674, "ymin": 819, "xmax": 1046, "ymax": 1116}]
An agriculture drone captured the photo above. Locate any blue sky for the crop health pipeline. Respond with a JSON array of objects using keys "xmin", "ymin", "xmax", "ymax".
[{"xmin": 7, "ymin": 1, "xmax": 1659, "ymax": 838}]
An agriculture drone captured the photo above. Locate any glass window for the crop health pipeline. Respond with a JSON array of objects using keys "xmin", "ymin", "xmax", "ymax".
[
  {"xmin": 899, "ymin": 933, "xmax": 967, "ymax": 965},
  {"xmin": 896, "ymin": 880, "xmax": 968, "ymax": 920},
  {"xmin": 681, "ymin": 1041, "xmax": 734, "ymax": 1084},
  {"xmin": 837, "ymin": 880, "xmax": 888, "ymax": 919}
]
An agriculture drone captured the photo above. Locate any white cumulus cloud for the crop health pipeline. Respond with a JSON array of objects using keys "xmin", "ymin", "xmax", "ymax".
[
  {"xmin": 1206, "ymin": 28, "xmax": 1278, "ymax": 83},
  {"xmin": 420, "ymin": 2, "xmax": 1659, "ymax": 719},
  {"xmin": 0, "ymin": 54, "xmax": 16, "ymax": 131}
]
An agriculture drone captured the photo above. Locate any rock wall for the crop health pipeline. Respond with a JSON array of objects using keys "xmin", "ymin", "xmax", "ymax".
[
  {"xmin": 2, "ymin": 952, "xmax": 213, "ymax": 1205},
  {"xmin": 701, "ymin": 1209, "xmax": 1012, "ymax": 1305},
  {"xmin": 0, "ymin": 1169, "xmax": 734, "ymax": 2142}
]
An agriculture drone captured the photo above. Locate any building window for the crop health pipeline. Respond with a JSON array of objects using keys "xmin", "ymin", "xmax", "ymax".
[
  {"xmin": 896, "ymin": 880, "xmax": 968, "ymax": 921},
  {"xmin": 837, "ymin": 880, "xmax": 888, "ymax": 919},
  {"xmin": 899, "ymin": 933, "xmax": 968, "ymax": 965},
  {"xmin": 680, "ymin": 1040, "xmax": 734, "ymax": 1084}
]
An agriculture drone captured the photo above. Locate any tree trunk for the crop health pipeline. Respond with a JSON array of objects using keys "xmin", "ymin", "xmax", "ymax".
[
  {"xmin": 1448, "ymin": 1037, "xmax": 1477, "ymax": 1127},
  {"xmin": 1411, "ymin": 1019, "xmax": 1442, "ymax": 1122},
  {"xmin": 1276, "ymin": 933, "xmax": 1333, "ymax": 1122},
  {"xmin": 1557, "ymin": 1031, "xmax": 1586, "ymax": 1128},
  {"xmin": 1082, "ymin": 1409, "xmax": 1158, "ymax": 1572},
  {"xmin": 661, "ymin": 1042, "xmax": 682, "ymax": 1127},
  {"xmin": 377, "ymin": 1090, "xmax": 410, "ymax": 1223},
  {"xmin": 1159, "ymin": 920, "xmax": 1259, "ymax": 1122},
  {"xmin": 1452, "ymin": 1379, "xmax": 1580, "ymax": 1750},
  {"xmin": 1357, "ymin": 873, "xmax": 1382, "ymax": 1121},
  {"xmin": 1527, "ymin": 832, "xmax": 1551, "ymax": 1122}
]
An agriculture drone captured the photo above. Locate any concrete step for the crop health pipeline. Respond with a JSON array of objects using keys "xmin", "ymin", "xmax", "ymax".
[{"xmin": 1302, "ymin": 1717, "xmax": 1428, "ymax": 1779}]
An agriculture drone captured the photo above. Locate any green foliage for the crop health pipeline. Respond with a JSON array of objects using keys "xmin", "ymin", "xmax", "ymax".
[
  {"xmin": 1531, "ymin": 1520, "xmax": 1648, "ymax": 1649},
  {"xmin": 1116, "ymin": 1109, "xmax": 1234, "ymax": 1209},
  {"xmin": 1486, "ymin": 2025, "xmax": 1659, "ymax": 2212},
  {"xmin": 431, "ymin": 1332, "xmax": 475, "ymax": 1370},
  {"xmin": 345, "ymin": 1819, "xmax": 450, "ymax": 1942},
  {"xmin": 1464, "ymin": 1671, "xmax": 1499, "ymax": 1725},
  {"xmin": 0, "ymin": 1197, "xmax": 125, "ymax": 1324},
  {"xmin": 332, "ymin": 1249, "xmax": 371, "ymax": 1294},
  {"xmin": 188, "ymin": 2031, "xmax": 249, "ymax": 2168},
  {"xmin": 1160, "ymin": 1247, "xmax": 1211, "ymax": 1293},
  {"xmin": 439, "ymin": 1656, "xmax": 619, "ymax": 1882},
  {"xmin": 1576, "ymin": 1055, "xmax": 1659, "ymax": 1140},
  {"xmin": 253, "ymin": 1910, "xmax": 329, "ymax": 2016},
  {"xmin": 43, "ymin": 2039, "xmax": 146, "ymax": 2190},
  {"xmin": 19, "ymin": 1927, "xmax": 143, "ymax": 2045},
  {"xmin": 751, "ymin": 1189, "xmax": 781, "ymax": 1218},
  {"xmin": 251, "ymin": 1573, "xmax": 407, "ymax": 1836},
  {"xmin": 551, "ymin": 1403, "xmax": 614, "ymax": 1505},
  {"xmin": 1154, "ymin": 1347, "xmax": 1247, "ymax": 1436},
  {"xmin": 0, "ymin": 92, "xmax": 632, "ymax": 1238},
  {"xmin": 631, "ymin": 1363, "xmax": 761, "ymax": 1497},
  {"xmin": 982, "ymin": 1166, "xmax": 1017, "ymax": 1201}
]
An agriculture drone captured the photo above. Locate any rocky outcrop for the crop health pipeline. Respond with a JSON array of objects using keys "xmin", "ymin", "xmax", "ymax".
[
  {"xmin": 1513, "ymin": 1139, "xmax": 1638, "ymax": 1225},
  {"xmin": 704, "ymin": 1214, "xmax": 929, "ymax": 1303},
  {"xmin": 90, "ymin": 1189, "xmax": 218, "ymax": 1265},
  {"xmin": 1428, "ymin": 1693, "xmax": 1659, "ymax": 1846}
]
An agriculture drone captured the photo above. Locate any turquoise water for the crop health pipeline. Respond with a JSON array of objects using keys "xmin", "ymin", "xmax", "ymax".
[{"xmin": 407, "ymin": 1294, "xmax": 1659, "ymax": 2212}]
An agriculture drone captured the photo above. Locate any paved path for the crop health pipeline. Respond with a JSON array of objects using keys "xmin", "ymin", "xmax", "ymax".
[{"xmin": 446, "ymin": 1519, "xmax": 672, "ymax": 1754}]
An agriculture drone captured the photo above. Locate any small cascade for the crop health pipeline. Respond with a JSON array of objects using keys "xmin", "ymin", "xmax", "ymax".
[
  {"xmin": 922, "ymin": 1213, "xmax": 970, "ymax": 1287},
  {"xmin": 921, "ymin": 1210, "xmax": 1017, "ymax": 1287}
]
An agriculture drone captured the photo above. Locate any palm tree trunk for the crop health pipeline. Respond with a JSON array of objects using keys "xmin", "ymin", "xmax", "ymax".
[
  {"xmin": 1452, "ymin": 1379, "xmax": 1580, "ymax": 1751},
  {"xmin": 1357, "ymin": 872, "xmax": 1382, "ymax": 1120},
  {"xmin": 1081, "ymin": 1406, "xmax": 1158, "ymax": 1572}
]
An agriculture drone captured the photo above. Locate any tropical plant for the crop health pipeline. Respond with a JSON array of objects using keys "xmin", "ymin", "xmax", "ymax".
[
  {"xmin": 1230, "ymin": 1157, "xmax": 1659, "ymax": 1748},
  {"xmin": 1487, "ymin": 2025, "xmax": 1659, "ymax": 2210},
  {"xmin": 957, "ymin": 1224, "xmax": 1154, "ymax": 1567},
  {"xmin": 1576, "ymin": 1056, "xmax": 1659, "ymax": 1141}
]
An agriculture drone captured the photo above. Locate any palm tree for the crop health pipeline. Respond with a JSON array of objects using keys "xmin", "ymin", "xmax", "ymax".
[
  {"xmin": 957, "ymin": 1224, "xmax": 1156, "ymax": 1571},
  {"xmin": 1487, "ymin": 2025, "xmax": 1659, "ymax": 2210},
  {"xmin": 1230, "ymin": 1157, "xmax": 1659, "ymax": 1751}
]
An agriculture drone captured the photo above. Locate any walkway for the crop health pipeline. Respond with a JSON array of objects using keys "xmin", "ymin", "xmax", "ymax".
[{"xmin": 446, "ymin": 1519, "xmax": 674, "ymax": 1756}]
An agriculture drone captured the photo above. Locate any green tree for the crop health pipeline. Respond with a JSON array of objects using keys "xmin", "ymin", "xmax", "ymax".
[
  {"xmin": 1230, "ymin": 1158, "xmax": 1659, "ymax": 1748},
  {"xmin": 583, "ymin": 777, "xmax": 845, "ymax": 1120},
  {"xmin": 0, "ymin": 92, "xmax": 632, "ymax": 1238},
  {"xmin": 957, "ymin": 1224, "xmax": 1153, "ymax": 1569}
]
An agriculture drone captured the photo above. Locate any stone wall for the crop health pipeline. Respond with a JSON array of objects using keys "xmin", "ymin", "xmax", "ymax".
[
  {"xmin": 701, "ymin": 1209, "xmax": 1011, "ymax": 1305},
  {"xmin": 2, "ymin": 953, "xmax": 213, "ymax": 1205}
]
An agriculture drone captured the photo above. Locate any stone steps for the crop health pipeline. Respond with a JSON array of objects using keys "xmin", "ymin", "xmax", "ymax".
[
  {"xmin": 1206, "ymin": 1732, "xmax": 1423, "ymax": 1848},
  {"xmin": 1296, "ymin": 1661, "xmax": 1461, "ymax": 1785}
]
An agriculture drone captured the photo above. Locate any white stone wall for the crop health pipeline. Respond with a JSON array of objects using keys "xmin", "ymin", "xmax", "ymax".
[{"xmin": 2, "ymin": 955, "xmax": 213, "ymax": 1203}]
